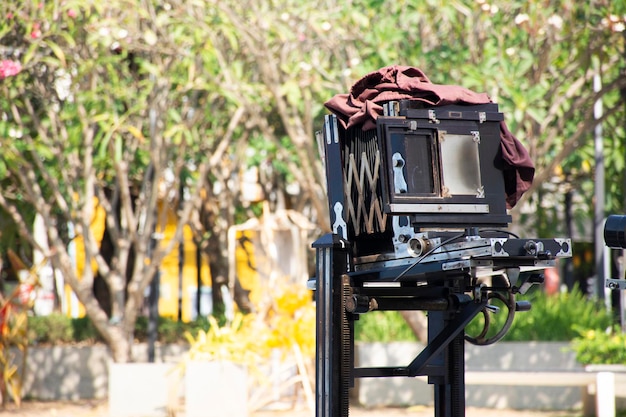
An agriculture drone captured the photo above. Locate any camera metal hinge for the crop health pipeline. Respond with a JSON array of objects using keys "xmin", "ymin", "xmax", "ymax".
[
  {"xmin": 471, "ymin": 131, "xmax": 481, "ymax": 143},
  {"xmin": 479, "ymin": 111, "xmax": 486, "ymax": 123},
  {"xmin": 428, "ymin": 109, "xmax": 440, "ymax": 124}
]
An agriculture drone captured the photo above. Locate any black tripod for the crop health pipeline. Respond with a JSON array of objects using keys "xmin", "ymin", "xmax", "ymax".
[{"xmin": 313, "ymin": 233, "xmax": 488, "ymax": 417}]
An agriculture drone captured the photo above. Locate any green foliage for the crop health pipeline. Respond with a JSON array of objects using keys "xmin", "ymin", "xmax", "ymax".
[
  {"xmin": 27, "ymin": 314, "xmax": 75, "ymax": 345},
  {"xmin": 71, "ymin": 317, "xmax": 104, "ymax": 344},
  {"xmin": 572, "ymin": 326, "xmax": 626, "ymax": 365},
  {"xmin": 27, "ymin": 314, "xmax": 208, "ymax": 345},
  {"xmin": 183, "ymin": 314, "xmax": 271, "ymax": 372},
  {"xmin": 354, "ymin": 311, "xmax": 417, "ymax": 343},
  {"xmin": 28, "ymin": 314, "xmax": 103, "ymax": 345},
  {"xmin": 356, "ymin": 289, "xmax": 613, "ymax": 343},
  {"xmin": 135, "ymin": 316, "xmax": 211, "ymax": 344},
  {"xmin": 350, "ymin": 0, "xmax": 626, "ymax": 229},
  {"xmin": 0, "ymin": 0, "xmax": 248, "ymax": 361},
  {"xmin": 467, "ymin": 288, "xmax": 613, "ymax": 342},
  {"xmin": 2, "ymin": 0, "xmax": 626, "ymax": 362}
]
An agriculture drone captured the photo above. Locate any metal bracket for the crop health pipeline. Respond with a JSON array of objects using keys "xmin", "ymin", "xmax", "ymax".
[
  {"xmin": 490, "ymin": 238, "xmax": 510, "ymax": 256},
  {"xmin": 606, "ymin": 279, "xmax": 626, "ymax": 290},
  {"xmin": 392, "ymin": 216, "xmax": 413, "ymax": 257},
  {"xmin": 332, "ymin": 202, "xmax": 348, "ymax": 239},
  {"xmin": 428, "ymin": 109, "xmax": 440, "ymax": 124},
  {"xmin": 554, "ymin": 238, "xmax": 572, "ymax": 257},
  {"xmin": 383, "ymin": 101, "xmax": 400, "ymax": 116}
]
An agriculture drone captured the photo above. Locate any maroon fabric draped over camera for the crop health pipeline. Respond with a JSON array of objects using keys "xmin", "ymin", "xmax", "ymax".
[{"xmin": 324, "ymin": 65, "xmax": 534, "ymax": 209}]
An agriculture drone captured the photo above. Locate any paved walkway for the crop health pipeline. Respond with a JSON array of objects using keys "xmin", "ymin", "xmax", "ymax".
[{"xmin": 0, "ymin": 400, "xmax": 582, "ymax": 417}]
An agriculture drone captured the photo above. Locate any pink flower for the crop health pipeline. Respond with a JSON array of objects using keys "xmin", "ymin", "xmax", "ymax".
[
  {"xmin": 67, "ymin": 9, "xmax": 77, "ymax": 18},
  {"xmin": 0, "ymin": 60, "xmax": 23, "ymax": 79},
  {"xmin": 31, "ymin": 22, "xmax": 42, "ymax": 39}
]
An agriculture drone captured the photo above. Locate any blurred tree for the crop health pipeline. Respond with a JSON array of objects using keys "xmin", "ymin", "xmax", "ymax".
[
  {"xmin": 0, "ymin": 0, "xmax": 246, "ymax": 362},
  {"xmin": 1, "ymin": 0, "xmax": 626, "ymax": 357},
  {"xmin": 208, "ymin": 0, "xmax": 626, "ymax": 337},
  {"xmin": 207, "ymin": 0, "xmax": 626, "ymax": 237}
]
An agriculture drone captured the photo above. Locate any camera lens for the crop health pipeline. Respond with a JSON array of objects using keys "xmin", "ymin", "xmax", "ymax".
[{"xmin": 604, "ymin": 215, "xmax": 626, "ymax": 249}]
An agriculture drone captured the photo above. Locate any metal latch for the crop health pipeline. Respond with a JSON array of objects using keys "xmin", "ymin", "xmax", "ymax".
[
  {"xmin": 428, "ymin": 109, "xmax": 440, "ymax": 124},
  {"xmin": 392, "ymin": 153, "xmax": 408, "ymax": 194}
]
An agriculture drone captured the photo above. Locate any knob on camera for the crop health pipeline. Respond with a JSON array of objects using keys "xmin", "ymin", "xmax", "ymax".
[{"xmin": 604, "ymin": 215, "xmax": 626, "ymax": 249}]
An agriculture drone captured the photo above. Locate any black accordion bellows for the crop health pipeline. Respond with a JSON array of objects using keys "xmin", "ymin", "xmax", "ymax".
[{"xmin": 341, "ymin": 126, "xmax": 388, "ymax": 237}]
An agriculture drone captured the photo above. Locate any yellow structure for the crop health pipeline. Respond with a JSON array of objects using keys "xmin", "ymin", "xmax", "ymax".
[
  {"xmin": 67, "ymin": 199, "xmax": 213, "ymax": 321},
  {"xmin": 157, "ymin": 202, "xmax": 211, "ymax": 322},
  {"xmin": 66, "ymin": 200, "xmax": 314, "ymax": 322},
  {"xmin": 67, "ymin": 199, "xmax": 106, "ymax": 318}
]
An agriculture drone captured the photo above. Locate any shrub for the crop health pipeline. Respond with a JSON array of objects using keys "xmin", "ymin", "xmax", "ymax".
[
  {"xmin": 28, "ymin": 314, "xmax": 103, "ymax": 345},
  {"xmin": 28, "ymin": 314, "xmax": 74, "ymax": 344},
  {"xmin": 28, "ymin": 314, "xmax": 202, "ymax": 345},
  {"xmin": 183, "ymin": 314, "xmax": 271, "ymax": 371},
  {"xmin": 71, "ymin": 316, "xmax": 103, "ymax": 343},
  {"xmin": 354, "ymin": 311, "xmax": 417, "ymax": 343},
  {"xmin": 571, "ymin": 326, "xmax": 626, "ymax": 365},
  {"xmin": 135, "ymin": 316, "xmax": 209, "ymax": 344},
  {"xmin": 466, "ymin": 288, "xmax": 613, "ymax": 342},
  {"xmin": 355, "ymin": 288, "xmax": 614, "ymax": 343}
]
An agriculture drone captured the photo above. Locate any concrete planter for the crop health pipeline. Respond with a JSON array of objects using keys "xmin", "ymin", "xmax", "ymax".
[
  {"xmin": 20, "ymin": 343, "xmax": 188, "ymax": 401},
  {"xmin": 22, "ymin": 344, "xmax": 110, "ymax": 401},
  {"xmin": 464, "ymin": 341, "xmax": 583, "ymax": 410},
  {"xmin": 185, "ymin": 361, "xmax": 248, "ymax": 417},
  {"xmin": 17, "ymin": 342, "xmax": 624, "ymax": 413},
  {"xmin": 108, "ymin": 362, "xmax": 178, "ymax": 417},
  {"xmin": 354, "ymin": 341, "xmax": 585, "ymax": 411}
]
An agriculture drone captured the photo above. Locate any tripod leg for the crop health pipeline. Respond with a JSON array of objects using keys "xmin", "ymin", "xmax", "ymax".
[
  {"xmin": 429, "ymin": 311, "xmax": 467, "ymax": 417},
  {"xmin": 449, "ymin": 333, "xmax": 465, "ymax": 417},
  {"xmin": 314, "ymin": 234, "xmax": 351, "ymax": 417}
]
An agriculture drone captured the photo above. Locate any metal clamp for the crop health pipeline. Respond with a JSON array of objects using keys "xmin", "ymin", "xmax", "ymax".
[{"xmin": 606, "ymin": 279, "xmax": 626, "ymax": 290}]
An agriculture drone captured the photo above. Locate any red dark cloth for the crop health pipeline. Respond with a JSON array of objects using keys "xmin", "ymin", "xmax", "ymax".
[
  {"xmin": 499, "ymin": 121, "xmax": 534, "ymax": 209},
  {"xmin": 324, "ymin": 65, "xmax": 534, "ymax": 209}
]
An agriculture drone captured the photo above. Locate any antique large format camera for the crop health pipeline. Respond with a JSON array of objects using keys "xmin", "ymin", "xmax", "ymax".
[{"xmin": 311, "ymin": 87, "xmax": 571, "ymax": 417}]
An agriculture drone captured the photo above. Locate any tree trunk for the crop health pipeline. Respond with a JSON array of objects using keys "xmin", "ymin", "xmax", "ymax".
[
  {"xmin": 108, "ymin": 326, "xmax": 132, "ymax": 363},
  {"xmin": 206, "ymin": 230, "xmax": 229, "ymax": 318},
  {"xmin": 399, "ymin": 310, "xmax": 428, "ymax": 344},
  {"xmin": 76, "ymin": 288, "xmax": 134, "ymax": 363},
  {"xmin": 200, "ymin": 175, "xmax": 239, "ymax": 318}
]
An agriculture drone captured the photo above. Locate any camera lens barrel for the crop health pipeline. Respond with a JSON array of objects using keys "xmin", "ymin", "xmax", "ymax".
[{"xmin": 604, "ymin": 215, "xmax": 626, "ymax": 249}]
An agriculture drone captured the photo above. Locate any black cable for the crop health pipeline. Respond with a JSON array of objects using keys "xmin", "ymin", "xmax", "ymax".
[{"xmin": 479, "ymin": 229, "xmax": 520, "ymax": 239}]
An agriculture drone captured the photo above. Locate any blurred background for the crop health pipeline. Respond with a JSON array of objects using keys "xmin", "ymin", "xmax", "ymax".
[{"xmin": 0, "ymin": 0, "xmax": 625, "ymax": 414}]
